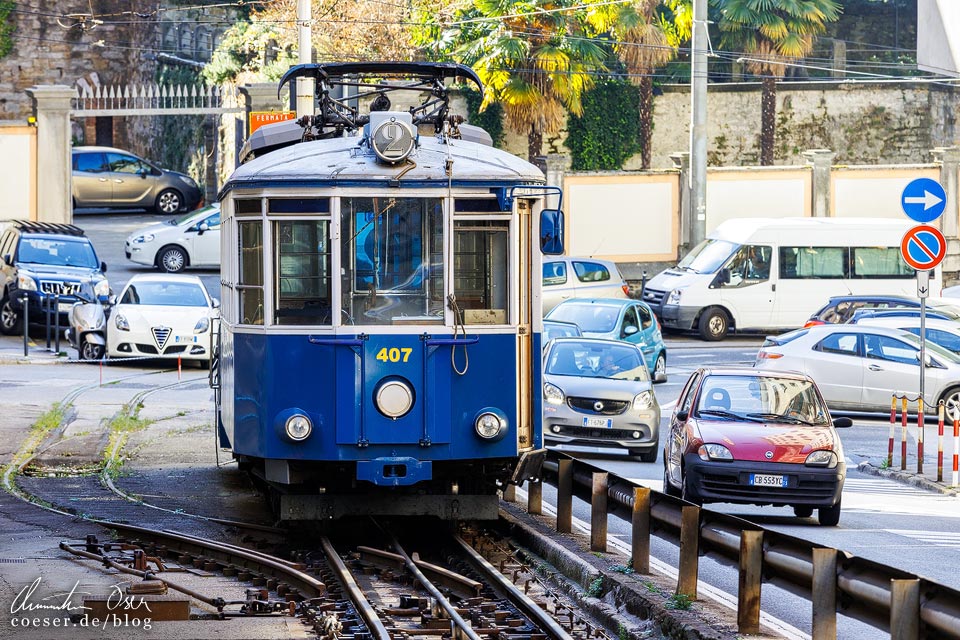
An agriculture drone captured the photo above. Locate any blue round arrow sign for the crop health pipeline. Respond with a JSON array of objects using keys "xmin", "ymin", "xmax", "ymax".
[{"xmin": 901, "ymin": 178, "xmax": 946, "ymax": 223}]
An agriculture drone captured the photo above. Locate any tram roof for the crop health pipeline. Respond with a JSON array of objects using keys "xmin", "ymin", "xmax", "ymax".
[{"xmin": 219, "ymin": 135, "xmax": 545, "ymax": 197}]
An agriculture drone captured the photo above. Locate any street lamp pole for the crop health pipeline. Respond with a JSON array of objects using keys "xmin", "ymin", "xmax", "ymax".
[{"xmin": 690, "ymin": 0, "xmax": 708, "ymax": 248}]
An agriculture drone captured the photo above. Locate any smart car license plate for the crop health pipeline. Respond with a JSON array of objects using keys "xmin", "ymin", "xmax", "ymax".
[
  {"xmin": 583, "ymin": 417, "xmax": 612, "ymax": 428},
  {"xmin": 749, "ymin": 474, "xmax": 787, "ymax": 488}
]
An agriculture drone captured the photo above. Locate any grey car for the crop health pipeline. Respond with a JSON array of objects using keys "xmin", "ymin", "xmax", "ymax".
[
  {"xmin": 755, "ymin": 324, "xmax": 960, "ymax": 418},
  {"xmin": 543, "ymin": 337, "xmax": 661, "ymax": 461},
  {"xmin": 72, "ymin": 146, "xmax": 203, "ymax": 214}
]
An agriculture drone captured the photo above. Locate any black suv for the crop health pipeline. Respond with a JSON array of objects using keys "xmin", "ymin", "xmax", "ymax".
[{"xmin": 0, "ymin": 220, "xmax": 109, "ymax": 334}]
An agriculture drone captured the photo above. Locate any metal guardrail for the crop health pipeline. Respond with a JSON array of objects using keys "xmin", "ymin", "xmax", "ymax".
[{"xmin": 534, "ymin": 454, "xmax": 960, "ymax": 639}]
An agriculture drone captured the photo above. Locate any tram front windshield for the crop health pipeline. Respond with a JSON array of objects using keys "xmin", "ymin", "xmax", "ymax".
[{"xmin": 341, "ymin": 197, "xmax": 445, "ymax": 325}]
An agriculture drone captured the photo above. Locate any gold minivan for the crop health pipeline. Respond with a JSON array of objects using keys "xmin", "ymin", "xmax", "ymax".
[{"xmin": 542, "ymin": 257, "xmax": 629, "ymax": 314}]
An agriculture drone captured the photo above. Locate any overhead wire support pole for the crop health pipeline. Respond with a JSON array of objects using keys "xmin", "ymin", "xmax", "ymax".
[
  {"xmin": 296, "ymin": 0, "xmax": 314, "ymax": 119},
  {"xmin": 690, "ymin": 0, "xmax": 708, "ymax": 248}
]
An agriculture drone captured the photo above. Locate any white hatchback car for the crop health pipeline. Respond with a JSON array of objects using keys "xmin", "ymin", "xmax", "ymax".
[
  {"xmin": 542, "ymin": 257, "xmax": 629, "ymax": 314},
  {"xmin": 107, "ymin": 274, "xmax": 219, "ymax": 367},
  {"xmin": 125, "ymin": 204, "xmax": 220, "ymax": 273}
]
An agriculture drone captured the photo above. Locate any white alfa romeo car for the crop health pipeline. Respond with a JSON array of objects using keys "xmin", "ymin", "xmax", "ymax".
[{"xmin": 107, "ymin": 273, "xmax": 219, "ymax": 367}]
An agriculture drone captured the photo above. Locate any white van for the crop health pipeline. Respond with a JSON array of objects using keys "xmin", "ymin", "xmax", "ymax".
[{"xmin": 642, "ymin": 217, "xmax": 940, "ymax": 340}]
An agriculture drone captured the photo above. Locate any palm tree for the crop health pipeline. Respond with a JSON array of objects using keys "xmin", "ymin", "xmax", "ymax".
[
  {"xmin": 586, "ymin": 0, "xmax": 689, "ymax": 169},
  {"xmin": 441, "ymin": 0, "xmax": 608, "ymax": 163},
  {"xmin": 711, "ymin": 0, "xmax": 841, "ymax": 165}
]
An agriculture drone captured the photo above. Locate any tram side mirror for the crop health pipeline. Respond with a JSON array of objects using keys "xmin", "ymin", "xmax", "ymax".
[{"xmin": 540, "ymin": 209, "xmax": 565, "ymax": 255}]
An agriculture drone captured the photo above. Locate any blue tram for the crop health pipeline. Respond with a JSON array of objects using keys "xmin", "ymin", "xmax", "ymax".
[{"xmin": 213, "ymin": 63, "xmax": 565, "ymax": 519}]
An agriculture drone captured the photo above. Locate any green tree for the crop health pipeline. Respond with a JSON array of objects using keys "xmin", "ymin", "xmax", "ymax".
[
  {"xmin": 585, "ymin": 0, "xmax": 689, "ymax": 169},
  {"xmin": 438, "ymin": 0, "xmax": 608, "ymax": 163},
  {"xmin": 711, "ymin": 0, "xmax": 841, "ymax": 165},
  {"xmin": 565, "ymin": 80, "xmax": 642, "ymax": 170}
]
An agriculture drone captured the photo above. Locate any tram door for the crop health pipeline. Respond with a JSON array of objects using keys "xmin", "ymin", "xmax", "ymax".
[{"xmin": 517, "ymin": 199, "xmax": 533, "ymax": 451}]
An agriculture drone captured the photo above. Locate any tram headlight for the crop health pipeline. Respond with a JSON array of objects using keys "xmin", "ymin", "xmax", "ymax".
[
  {"xmin": 475, "ymin": 411, "xmax": 505, "ymax": 440},
  {"xmin": 284, "ymin": 414, "xmax": 313, "ymax": 442}
]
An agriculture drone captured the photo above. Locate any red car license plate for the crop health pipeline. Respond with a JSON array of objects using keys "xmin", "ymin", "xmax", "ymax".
[{"xmin": 749, "ymin": 473, "xmax": 787, "ymax": 488}]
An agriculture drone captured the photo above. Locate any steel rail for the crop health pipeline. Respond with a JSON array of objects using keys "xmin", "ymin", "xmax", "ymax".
[
  {"xmin": 452, "ymin": 534, "xmax": 574, "ymax": 640},
  {"xmin": 545, "ymin": 455, "xmax": 960, "ymax": 638},
  {"xmin": 386, "ymin": 531, "xmax": 483, "ymax": 640},
  {"xmin": 319, "ymin": 537, "xmax": 392, "ymax": 640}
]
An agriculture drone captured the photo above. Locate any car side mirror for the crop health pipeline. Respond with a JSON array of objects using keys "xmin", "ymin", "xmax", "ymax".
[
  {"xmin": 212, "ymin": 297, "xmax": 220, "ymax": 309},
  {"xmin": 198, "ymin": 222, "xmax": 209, "ymax": 235},
  {"xmin": 717, "ymin": 268, "xmax": 731, "ymax": 285},
  {"xmin": 540, "ymin": 209, "xmax": 564, "ymax": 255},
  {"xmin": 108, "ymin": 294, "xmax": 117, "ymax": 306},
  {"xmin": 915, "ymin": 352, "xmax": 934, "ymax": 367},
  {"xmin": 100, "ymin": 261, "xmax": 107, "ymax": 273},
  {"xmin": 1, "ymin": 254, "xmax": 9, "ymax": 266},
  {"xmin": 832, "ymin": 416, "xmax": 853, "ymax": 429},
  {"xmin": 675, "ymin": 410, "xmax": 688, "ymax": 422},
  {"xmin": 623, "ymin": 325, "xmax": 638, "ymax": 337}
]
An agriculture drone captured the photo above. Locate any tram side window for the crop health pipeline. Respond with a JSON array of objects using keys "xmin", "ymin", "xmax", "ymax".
[
  {"xmin": 340, "ymin": 197, "xmax": 444, "ymax": 325},
  {"xmin": 274, "ymin": 221, "xmax": 331, "ymax": 325},
  {"xmin": 238, "ymin": 221, "xmax": 263, "ymax": 325},
  {"xmin": 454, "ymin": 221, "xmax": 509, "ymax": 324}
]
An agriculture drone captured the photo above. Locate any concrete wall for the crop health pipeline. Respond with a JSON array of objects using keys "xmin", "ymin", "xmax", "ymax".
[{"xmin": 0, "ymin": 125, "xmax": 36, "ymax": 220}]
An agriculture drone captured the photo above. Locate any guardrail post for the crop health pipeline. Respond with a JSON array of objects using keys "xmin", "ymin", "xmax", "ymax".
[
  {"xmin": 502, "ymin": 483, "xmax": 516, "ymax": 502},
  {"xmin": 53, "ymin": 294, "xmax": 60, "ymax": 354},
  {"xmin": 811, "ymin": 548, "xmax": 837, "ymax": 639},
  {"xmin": 677, "ymin": 505, "xmax": 700, "ymax": 599},
  {"xmin": 556, "ymin": 459, "xmax": 572, "ymax": 534},
  {"xmin": 890, "ymin": 579, "xmax": 920, "ymax": 640},
  {"xmin": 527, "ymin": 479, "xmax": 542, "ymax": 515},
  {"xmin": 21, "ymin": 293, "xmax": 28, "ymax": 357},
  {"xmin": 590, "ymin": 472, "xmax": 608, "ymax": 552},
  {"xmin": 44, "ymin": 294, "xmax": 51, "ymax": 350},
  {"xmin": 738, "ymin": 530, "xmax": 763, "ymax": 634},
  {"xmin": 631, "ymin": 487, "xmax": 650, "ymax": 574}
]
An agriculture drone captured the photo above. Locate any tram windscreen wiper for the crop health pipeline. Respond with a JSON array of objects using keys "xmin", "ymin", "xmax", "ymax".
[{"xmin": 747, "ymin": 412, "xmax": 816, "ymax": 426}]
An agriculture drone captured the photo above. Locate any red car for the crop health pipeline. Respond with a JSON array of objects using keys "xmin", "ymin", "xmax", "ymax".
[{"xmin": 662, "ymin": 367, "xmax": 852, "ymax": 526}]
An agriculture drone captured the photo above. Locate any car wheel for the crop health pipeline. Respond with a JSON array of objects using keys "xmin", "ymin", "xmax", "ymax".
[
  {"xmin": 663, "ymin": 464, "xmax": 681, "ymax": 497},
  {"xmin": 157, "ymin": 245, "xmax": 188, "ymax": 273},
  {"xmin": 155, "ymin": 189, "xmax": 183, "ymax": 214},
  {"xmin": 80, "ymin": 341, "xmax": 104, "ymax": 361},
  {"xmin": 818, "ymin": 501, "xmax": 841, "ymax": 526},
  {"xmin": 698, "ymin": 307, "xmax": 729, "ymax": 341},
  {"xmin": 653, "ymin": 352, "xmax": 667, "ymax": 383},
  {"xmin": 941, "ymin": 387, "xmax": 960, "ymax": 423},
  {"xmin": 0, "ymin": 294, "xmax": 22, "ymax": 336},
  {"xmin": 793, "ymin": 505, "xmax": 814, "ymax": 518}
]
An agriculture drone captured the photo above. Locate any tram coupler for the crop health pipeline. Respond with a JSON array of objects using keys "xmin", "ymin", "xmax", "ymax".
[{"xmin": 510, "ymin": 448, "xmax": 547, "ymax": 485}]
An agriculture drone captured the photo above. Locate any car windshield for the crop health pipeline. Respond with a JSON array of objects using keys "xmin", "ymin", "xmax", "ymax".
[
  {"xmin": 677, "ymin": 239, "xmax": 737, "ymax": 274},
  {"xmin": 696, "ymin": 374, "xmax": 830, "ymax": 425},
  {"xmin": 895, "ymin": 331, "xmax": 960, "ymax": 363},
  {"xmin": 926, "ymin": 298, "xmax": 960, "ymax": 319},
  {"xmin": 18, "ymin": 237, "xmax": 99, "ymax": 269},
  {"xmin": 120, "ymin": 281, "xmax": 209, "ymax": 307},
  {"xmin": 546, "ymin": 341, "xmax": 649, "ymax": 381},
  {"xmin": 548, "ymin": 303, "xmax": 620, "ymax": 333},
  {"xmin": 170, "ymin": 205, "xmax": 218, "ymax": 226},
  {"xmin": 543, "ymin": 321, "xmax": 581, "ymax": 342}
]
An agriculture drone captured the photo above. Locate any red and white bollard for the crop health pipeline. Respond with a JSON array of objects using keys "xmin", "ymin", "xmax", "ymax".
[
  {"xmin": 918, "ymin": 396, "xmax": 925, "ymax": 475},
  {"xmin": 177, "ymin": 356, "xmax": 182, "ymax": 381},
  {"xmin": 888, "ymin": 395, "xmax": 897, "ymax": 468},
  {"xmin": 953, "ymin": 418, "xmax": 959, "ymax": 487},
  {"xmin": 938, "ymin": 402, "xmax": 945, "ymax": 483},
  {"xmin": 901, "ymin": 396, "xmax": 908, "ymax": 471}
]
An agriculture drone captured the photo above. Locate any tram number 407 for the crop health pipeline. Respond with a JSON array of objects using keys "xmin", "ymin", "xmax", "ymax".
[{"xmin": 376, "ymin": 347, "xmax": 413, "ymax": 363}]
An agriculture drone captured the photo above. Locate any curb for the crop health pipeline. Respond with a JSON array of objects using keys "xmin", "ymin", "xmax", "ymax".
[{"xmin": 857, "ymin": 461, "xmax": 960, "ymax": 496}]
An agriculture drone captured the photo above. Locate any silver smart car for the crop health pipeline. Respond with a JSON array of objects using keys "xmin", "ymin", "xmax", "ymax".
[{"xmin": 542, "ymin": 337, "xmax": 661, "ymax": 461}]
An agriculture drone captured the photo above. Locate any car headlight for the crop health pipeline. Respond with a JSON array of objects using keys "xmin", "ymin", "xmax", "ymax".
[
  {"xmin": 544, "ymin": 382, "xmax": 565, "ymax": 406},
  {"xmin": 194, "ymin": 317, "xmax": 209, "ymax": 333},
  {"xmin": 667, "ymin": 288, "xmax": 683, "ymax": 305},
  {"xmin": 115, "ymin": 314, "xmax": 129, "ymax": 331},
  {"xmin": 475, "ymin": 412, "xmax": 505, "ymax": 439},
  {"xmin": 285, "ymin": 414, "xmax": 312, "ymax": 441},
  {"xmin": 805, "ymin": 450, "xmax": 838, "ymax": 468},
  {"xmin": 94, "ymin": 279, "xmax": 110, "ymax": 297},
  {"xmin": 16, "ymin": 274, "xmax": 37, "ymax": 291},
  {"xmin": 698, "ymin": 443, "xmax": 733, "ymax": 461},
  {"xmin": 177, "ymin": 175, "xmax": 197, "ymax": 187},
  {"xmin": 132, "ymin": 233, "xmax": 155, "ymax": 244},
  {"xmin": 633, "ymin": 391, "xmax": 653, "ymax": 411}
]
